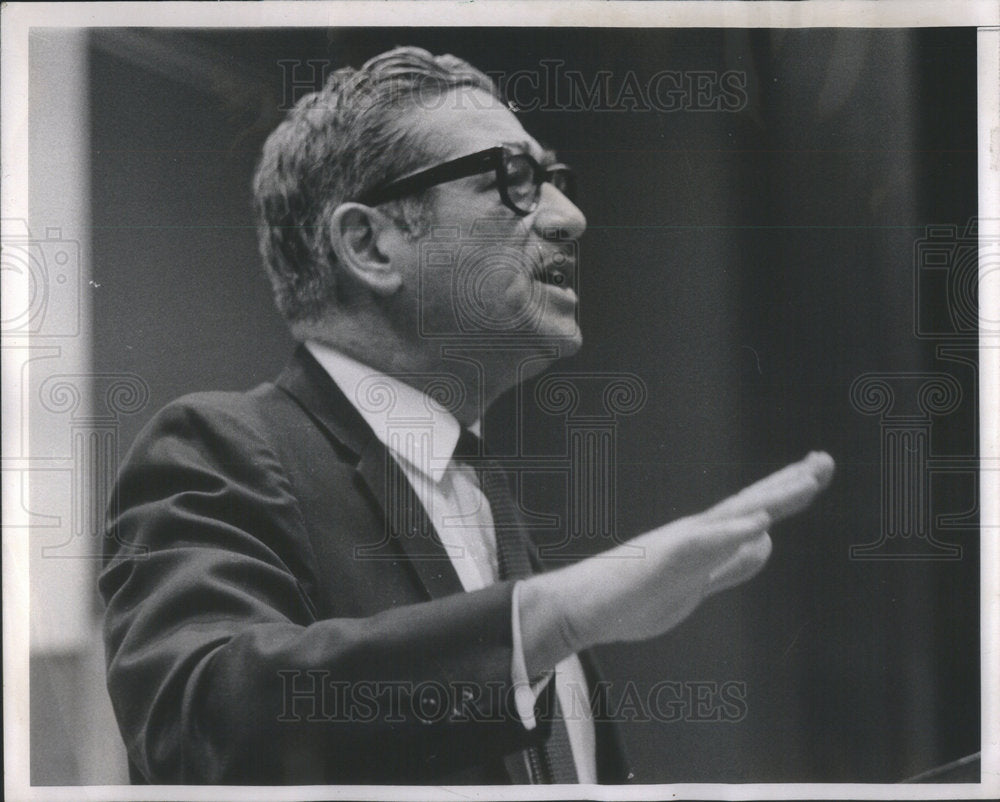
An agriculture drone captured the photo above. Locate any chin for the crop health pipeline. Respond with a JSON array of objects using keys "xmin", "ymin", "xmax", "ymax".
[
  {"xmin": 559, "ymin": 328, "xmax": 583, "ymax": 356},
  {"xmin": 528, "ymin": 326, "xmax": 583, "ymax": 370},
  {"xmin": 541, "ymin": 317, "xmax": 582, "ymax": 353}
]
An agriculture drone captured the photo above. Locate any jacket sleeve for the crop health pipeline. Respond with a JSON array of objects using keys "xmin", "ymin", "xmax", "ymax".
[{"xmin": 99, "ymin": 394, "xmax": 550, "ymax": 784}]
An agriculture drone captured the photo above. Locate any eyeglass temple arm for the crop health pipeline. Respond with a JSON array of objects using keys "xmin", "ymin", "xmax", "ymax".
[{"xmin": 357, "ymin": 148, "xmax": 500, "ymax": 207}]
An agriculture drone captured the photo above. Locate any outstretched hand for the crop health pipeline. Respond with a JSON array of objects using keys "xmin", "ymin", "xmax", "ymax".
[{"xmin": 520, "ymin": 452, "xmax": 835, "ymax": 674}]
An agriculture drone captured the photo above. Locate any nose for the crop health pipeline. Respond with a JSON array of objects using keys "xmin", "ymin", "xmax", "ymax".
[{"xmin": 533, "ymin": 182, "xmax": 587, "ymax": 242}]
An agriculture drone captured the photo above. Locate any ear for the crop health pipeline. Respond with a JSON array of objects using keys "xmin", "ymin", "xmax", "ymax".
[{"xmin": 327, "ymin": 203, "xmax": 404, "ymax": 296}]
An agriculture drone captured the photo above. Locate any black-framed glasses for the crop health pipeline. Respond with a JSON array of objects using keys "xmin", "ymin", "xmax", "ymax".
[{"xmin": 356, "ymin": 145, "xmax": 576, "ymax": 217}]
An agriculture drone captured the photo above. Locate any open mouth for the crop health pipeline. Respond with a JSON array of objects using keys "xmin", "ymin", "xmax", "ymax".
[{"xmin": 535, "ymin": 252, "xmax": 575, "ymax": 290}]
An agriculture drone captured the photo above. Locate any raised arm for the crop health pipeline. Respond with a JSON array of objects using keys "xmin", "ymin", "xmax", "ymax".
[{"xmin": 518, "ymin": 453, "xmax": 835, "ymax": 677}]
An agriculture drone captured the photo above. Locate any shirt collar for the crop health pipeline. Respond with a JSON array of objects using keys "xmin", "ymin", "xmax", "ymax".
[{"xmin": 305, "ymin": 340, "xmax": 476, "ymax": 483}]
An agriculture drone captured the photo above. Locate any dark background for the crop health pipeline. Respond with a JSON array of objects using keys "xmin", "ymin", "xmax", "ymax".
[{"xmin": 83, "ymin": 27, "xmax": 978, "ymax": 783}]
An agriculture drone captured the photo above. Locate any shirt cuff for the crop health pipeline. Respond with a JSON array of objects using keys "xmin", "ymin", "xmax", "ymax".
[{"xmin": 510, "ymin": 580, "xmax": 555, "ymax": 731}]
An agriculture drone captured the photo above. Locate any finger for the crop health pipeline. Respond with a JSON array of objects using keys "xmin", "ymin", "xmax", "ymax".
[
  {"xmin": 667, "ymin": 511, "xmax": 772, "ymax": 571},
  {"xmin": 723, "ymin": 451, "xmax": 834, "ymax": 510},
  {"xmin": 763, "ymin": 474, "xmax": 823, "ymax": 523},
  {"xmin": 705, "ymin": 468, "xmax": 809, "ymax": 521},
  {"xmin": 707, "ymin": 532, "xmax": 773, "ymax": 594},
  {"xmin": 809, "ymin": 451, "xmax": 836, "ymax": 490},
  {"xmin": 705, "ymin": 451, "xmax": 835, "ymax": 521}
]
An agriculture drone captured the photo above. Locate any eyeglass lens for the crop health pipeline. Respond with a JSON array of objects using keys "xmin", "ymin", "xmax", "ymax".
[{"xmin": 502, "ymin": 153, "xmax": 575, "ymax": 213}]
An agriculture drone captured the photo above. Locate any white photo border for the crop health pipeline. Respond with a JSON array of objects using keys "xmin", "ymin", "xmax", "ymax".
[{"xmin": 3, "ymin": 3, "xmax": 998, "ymax": 801}]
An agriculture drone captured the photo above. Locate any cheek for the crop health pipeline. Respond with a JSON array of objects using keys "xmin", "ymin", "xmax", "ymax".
[
  {"xmin": 489, "ymin": 267, "xmax": 542, "ymax": 323},
  {"xmin": 451, "ymin": 261, "xmax": 542, "ymax": 333},
  {"xmin": 455, "ymin": 246, "xmax": 530, "ymax": 299},
  {"xmin": 490, "ymin": 265, "xmax": 532, "ymax": 297},
  {"xmin": 428, "ymin": 186, "xmax": 498, "ymax": 230}
]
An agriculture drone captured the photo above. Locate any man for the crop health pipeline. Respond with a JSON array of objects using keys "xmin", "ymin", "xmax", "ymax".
[{"xmin": 100, "ymin": 46, "xmax": 834, "ymax": 785}]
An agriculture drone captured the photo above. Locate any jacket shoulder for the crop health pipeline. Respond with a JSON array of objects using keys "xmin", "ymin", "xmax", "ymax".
[{"xmin": 125, "ymin": 382, "xmax": 302, "ymax": 459}]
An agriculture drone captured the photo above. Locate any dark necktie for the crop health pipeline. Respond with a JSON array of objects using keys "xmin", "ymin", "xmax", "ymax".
[{"xmin": 453, "ymin": 428, "xmax": 579, "ymax": 785}]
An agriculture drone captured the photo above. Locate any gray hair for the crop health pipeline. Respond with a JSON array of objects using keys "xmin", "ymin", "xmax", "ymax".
[{"xmin": 253, "ymin": 46, "xmax": 500, "ymax": 322}]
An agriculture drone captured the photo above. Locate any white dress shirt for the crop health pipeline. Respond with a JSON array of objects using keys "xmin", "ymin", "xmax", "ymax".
[{"xmin": 305, "ymin": 340, "xmax": 597, "ymax": 784}]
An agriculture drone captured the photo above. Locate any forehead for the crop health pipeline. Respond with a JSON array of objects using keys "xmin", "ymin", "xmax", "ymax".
[{"xmin": 404, "ymin": 86, "xmax": 544, "ymax": 160}]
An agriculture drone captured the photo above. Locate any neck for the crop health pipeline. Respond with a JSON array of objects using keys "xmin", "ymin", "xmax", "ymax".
[{"xmin": 295, "ymin": 313, "xmax": 529, "ymax": 427}]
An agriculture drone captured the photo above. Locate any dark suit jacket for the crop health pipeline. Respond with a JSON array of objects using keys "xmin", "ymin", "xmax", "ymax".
[{"xmin": 100, "ymin": 345, "xmax": 628, "ymax": 785}]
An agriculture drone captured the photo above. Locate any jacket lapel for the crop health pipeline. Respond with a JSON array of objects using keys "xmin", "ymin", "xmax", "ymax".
[
  {"xmin": 275, "ymin": 344, "xmax": 465, "ymax": 601},
  {"xmin": 354, "ymin": 436, "xmax": 466, "ymax": 598}
]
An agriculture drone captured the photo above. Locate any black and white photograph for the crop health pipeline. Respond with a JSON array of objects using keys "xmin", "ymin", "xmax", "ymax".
[{"xmin": 3, "ymin": 2, "xmax": 998, "ymax": 800}]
